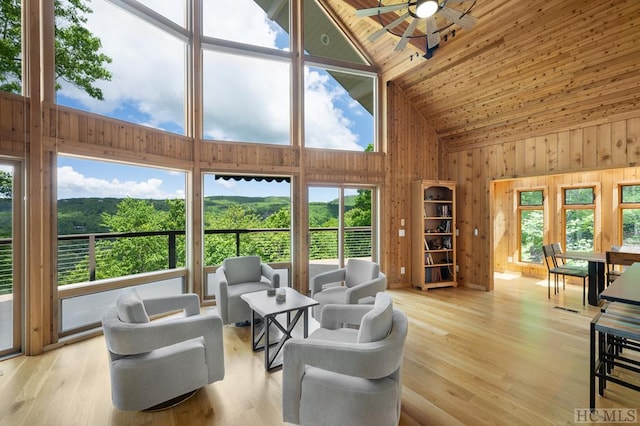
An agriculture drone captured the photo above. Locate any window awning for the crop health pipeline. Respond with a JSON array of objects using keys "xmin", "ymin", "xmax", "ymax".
[{"xmin": 214, "ymin": 174, "xmax": 290, "ymax": 183}]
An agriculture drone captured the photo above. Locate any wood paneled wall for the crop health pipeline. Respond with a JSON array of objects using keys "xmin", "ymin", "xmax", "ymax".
[
  {"xmin": 0, "ymin": 93, "xmax": 28, "ymax": 156},
  {"xmin": 385, "ymin": 81, "xmax": 439, "ymax": 288},
  {"xmin": 493, "ymin": 168, "xmax": 640, "ymax": 279},
  {"xmin": 444, "ymin": 115, "xmax": 640, "ymax": 290},
  {"xmin": 43, "ymin": 103, "xmax": 193, "ymax": 168}
]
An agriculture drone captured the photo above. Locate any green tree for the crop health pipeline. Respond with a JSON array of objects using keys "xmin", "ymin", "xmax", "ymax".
[
  {"xmin": 565, "ymin": 209, "xmax": 594, "ymax": 251},
  {"xmin": 263, "ymin": 206, "xmax": 290, "ymax": 228},
  {"xmin": 260, "ymin": 206, "xmax": 291, "ymax": 261},
  {"xmin": 0, "ymin": 171, "xmax": 11, "ymax": 198},
  {"xmin": 520, "ymin": 210, "xmax": 543, "ymax": 262},
  {"xmin": 203, "ymin": 203, "xmax": 263, "ymax": 266},
  {"xmin": 0, "ymin": 1, "xmax": 22, "ymax": 93},
  {"xmin": 345, "ymin": 189, "xmax": 371, "ymax": 227},
  {"xmin": 58, "ymin": 198, "xmax": 186, "ymax": 284},
  {"xmin": 1, "ymin": 0, "xmax": 112, "ymax": 99},
  {"xmin": 96, "ymin": 198, "xmax": 186, "ymax": 279}
]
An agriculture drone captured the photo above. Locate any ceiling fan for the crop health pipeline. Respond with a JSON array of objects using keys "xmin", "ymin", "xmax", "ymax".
[{"xmin": 356, "ymin": 0, "xmax": 478, "ymax": 52}]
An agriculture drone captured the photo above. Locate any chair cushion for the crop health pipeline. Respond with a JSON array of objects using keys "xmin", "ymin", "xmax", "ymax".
[
  {"xmin": 223, "ymin": 256, "xmax": 261, "ymax": 285},
  {"xmin": 309, "ymin": 327, "xmax": 359, "ymax": 343},
  {"xmin": 357, "ymin": 293, "xmax": 393, "ymax": 343},
  {"xmin": 313, "ymin": 286, "xmax": 349, "ymax": 305},
  {"xmin": 226, "ymin": 281, "xmax": 273, "ymax": 298},
  {"xmin": 116, "ymin": 288, "xmax": 150, "ymax": 323},
  {"xmin": 344, "ymin": 259, "xmax": 379, "ymax": 288}
]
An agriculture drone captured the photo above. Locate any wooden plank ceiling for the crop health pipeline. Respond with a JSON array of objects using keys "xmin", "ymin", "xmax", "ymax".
[{"xmin": 323, "ymin": 0, "xmax": 640, "ymax": 149}]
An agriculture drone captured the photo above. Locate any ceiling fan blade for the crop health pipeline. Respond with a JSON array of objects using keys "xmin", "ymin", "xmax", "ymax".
[
  {"xmin": 368, "ymin": 12, "xmax": 411, "ymax": 42},
  {"xmin": 439, "ymin": 6, "xmax": 478, "ymax": 30},
  {"xmin": 394, "ymin": 17, "xmax": 420, "ymax": 51},
  {"xmin": 356, "ymin": 3, "xmax": 411, "ymax": 18},
  {"xmin": 425, "ymin": 16, "xmax": 440, "ymax": 49}
]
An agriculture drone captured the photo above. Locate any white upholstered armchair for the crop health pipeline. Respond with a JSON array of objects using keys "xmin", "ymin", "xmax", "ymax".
[
  {"xmin": 282, "ymin": 293, "xmax": 408, "ymax": 426},
  {"xmin": 310, "ymin": 259, "xmax": 386, "ymax": 320},
  {"xmin": 102, "ymin": 288, "xmax": 225, "ymax": 411},
  {"xmin": 211, "ymin": 255, "xmax": 280, "ymax": 325}
]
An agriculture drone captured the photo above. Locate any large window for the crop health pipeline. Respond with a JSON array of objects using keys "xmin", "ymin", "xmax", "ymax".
[
  {"xmin": 202, "ymin": 174, "xmax": 292, "ymax": 295},
  {"xmin": 56, "ymin": 156, "xmax": 187, "ymax": 285},
  {"xmin": 202, "ymin": 51, "xmax": 291, "ymax": 144},
  {"xmin": 308, "ymin": 185, "xmax": 375, "ymax": 284},
  {"xmin": 201, "ymin": 174, "xmax": 291, "ymax": 268},
  {"xmin": 55, "ymin": 0, "xmax": 188, "ymax": 134},
  {"xmin": 304, "ymin": 66, "xmax": 375, "ymax": 151},
  {"xmin": 620, "ymin": 184, "xmax": 640, "ymax": 246},
  {"xmin": 0, "ymin": 161, "xmax": 21, "ymax": 356},
  {"xmin": 518, "ymin": 189, "xmax": 544, "ymax": 263},
  {"xmin": 3, "ymin": 1, "xmax": 380, "ymax": 148},
  {"xmin": 563, "ymin": 186, "xmax": 595, "ymax": 251}
]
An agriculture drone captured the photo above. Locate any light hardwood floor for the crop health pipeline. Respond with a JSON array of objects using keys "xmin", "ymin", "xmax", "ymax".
[{"xmin": 1, "ymin": 275, "xmax": 638, "ymax": 425}]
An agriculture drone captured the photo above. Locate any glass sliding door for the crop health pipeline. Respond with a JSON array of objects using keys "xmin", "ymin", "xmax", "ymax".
[
  {"xmin": 202, "ymin": 173, "xmax": 292, "ymax": 296},
  {"xmin": 308, "ymin": 185, "xmax": 375, "ymax": 285},
  {"xmin": 0, "ymin": 161, "xmax": 22, "ymax": 356}
]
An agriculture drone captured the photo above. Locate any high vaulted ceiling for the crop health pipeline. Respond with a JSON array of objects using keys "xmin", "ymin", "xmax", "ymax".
[{"xmin": 323, "ymin": 0, "xmax": 640, "ymax": 149}]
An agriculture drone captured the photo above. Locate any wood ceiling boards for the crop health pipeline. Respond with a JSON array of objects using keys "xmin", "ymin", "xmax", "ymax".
[{"xmin": 325, "ymin": 0, "xmax": 640, "ymax": 150}]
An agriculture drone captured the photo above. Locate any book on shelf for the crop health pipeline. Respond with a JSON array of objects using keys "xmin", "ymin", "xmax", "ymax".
[
  {"xmin": 424, "ymin": 252, "xmax": 434, "ymax": 265},
  {"xmin": 424, "ymin": 264, "xmax": 442, "ymax": 283},
  {"xmin": 424, "ymin": 237, "xmax": 430, "ymax": 250},
  {"xmin": 435, "ymin": 204, "xmax": 452, "ymax": 217}
]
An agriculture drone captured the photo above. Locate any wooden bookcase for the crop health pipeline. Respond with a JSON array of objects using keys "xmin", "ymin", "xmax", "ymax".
[{"xmin": 412, "ymin": 180, "xmax": 457, "ymax": 290}]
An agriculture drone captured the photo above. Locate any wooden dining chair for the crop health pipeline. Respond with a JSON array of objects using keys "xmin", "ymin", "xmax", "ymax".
[{"xmin": 605, "ymin": 250, "xmax": 640, "ymax": 286}]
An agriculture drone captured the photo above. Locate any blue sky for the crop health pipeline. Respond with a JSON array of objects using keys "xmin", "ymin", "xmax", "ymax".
[
  {"xmin": 57, "ymin": 155, "xmax": 354, "ymax": 202},
  {"xmin": 55, "ymin": 0, "xmax": 373, "ymax": 202}
]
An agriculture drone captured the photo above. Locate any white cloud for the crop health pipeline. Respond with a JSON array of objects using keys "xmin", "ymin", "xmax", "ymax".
[
  {"xmin": 215, "ymin": 179, "xmax": 237, "ymax": 190},
  {"xmin": 56, "ymin": 0, "xmax": 364, "ymax": 150},
  {"xmin": 57, "ymin": 165, "xmax": 184, "ymax": 199},
  {"xmin": 304, "ymin": 68, "xmax": 360, "ymax": 150},
  {"xmin": 203, "ymin": 0, "xmax": 280, "ymax": 48}
]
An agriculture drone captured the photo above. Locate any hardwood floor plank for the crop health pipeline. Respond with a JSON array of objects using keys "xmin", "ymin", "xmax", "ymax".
[{"xmin": 1, "ymin": 275, "xmax": 638, "ymax": 425}]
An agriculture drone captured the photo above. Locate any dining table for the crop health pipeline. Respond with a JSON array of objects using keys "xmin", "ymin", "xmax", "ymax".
[
  {"xmin": 555, "ymin": 251, "xmax": 606, "ymax": 306},
  {"xmin": 600, "ymin": 261, "xmax": 640, "ymax": 306}
]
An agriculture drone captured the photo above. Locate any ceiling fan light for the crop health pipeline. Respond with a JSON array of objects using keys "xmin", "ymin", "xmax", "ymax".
[{"xmin": 416, "ymin": 0, "xmax": 438, "ymax": 18}]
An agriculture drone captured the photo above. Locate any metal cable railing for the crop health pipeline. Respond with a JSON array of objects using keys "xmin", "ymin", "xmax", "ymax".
[{"xmin": 0, "ymin": 226, "xmax": 372, "ymax": 289}]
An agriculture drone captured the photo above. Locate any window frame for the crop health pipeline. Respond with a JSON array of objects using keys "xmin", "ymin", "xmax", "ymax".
[
  {"xmin": 560, "ymin": 184, "xmax": 600, "ymax": 252},
  {"xmin": 517, "ymin": 188, "xmax": 545, "ymax": 264},
  {"xmin": 302, "ymin": 61, "xmax": 378, "ymax": 151},
  {"xmin": 618, "ymin": 182, "xmax": 640, "ymax": 247}
]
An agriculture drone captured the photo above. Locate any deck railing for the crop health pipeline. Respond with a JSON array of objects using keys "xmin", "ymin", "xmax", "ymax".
[{"xmin": 0, "ymin": 226, "xmax": 372, "ymax": 293}]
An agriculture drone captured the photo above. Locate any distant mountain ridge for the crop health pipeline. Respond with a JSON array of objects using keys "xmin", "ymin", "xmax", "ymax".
[
  {"xmin": 0, "ymin": 195, "xmax": 357, "ymax": 238},
  {"xmin": 52, "ymin": 195, "xmax": 353, "ymax": 236}
]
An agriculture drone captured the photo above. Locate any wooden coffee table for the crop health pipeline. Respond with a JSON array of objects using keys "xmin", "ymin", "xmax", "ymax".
[{"xmin": 241, "ymin": 287, "xmax": 318, "ymax": 371}]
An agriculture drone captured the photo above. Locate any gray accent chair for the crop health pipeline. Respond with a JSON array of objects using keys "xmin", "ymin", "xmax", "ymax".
[
  {"xmin": 282, "ymin": 292, "xmax": 408, "ymax": 426},
  {"xmin": 102, "ymin": 288, "xmax": 225, "ymax": 411},
  {"xmin": 310, "ymin": 259, "xmax": 386, "ymax": 320},
  {"xmin": 211, "ymin": 255, "xmax": 280, "ymax": 325}
]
